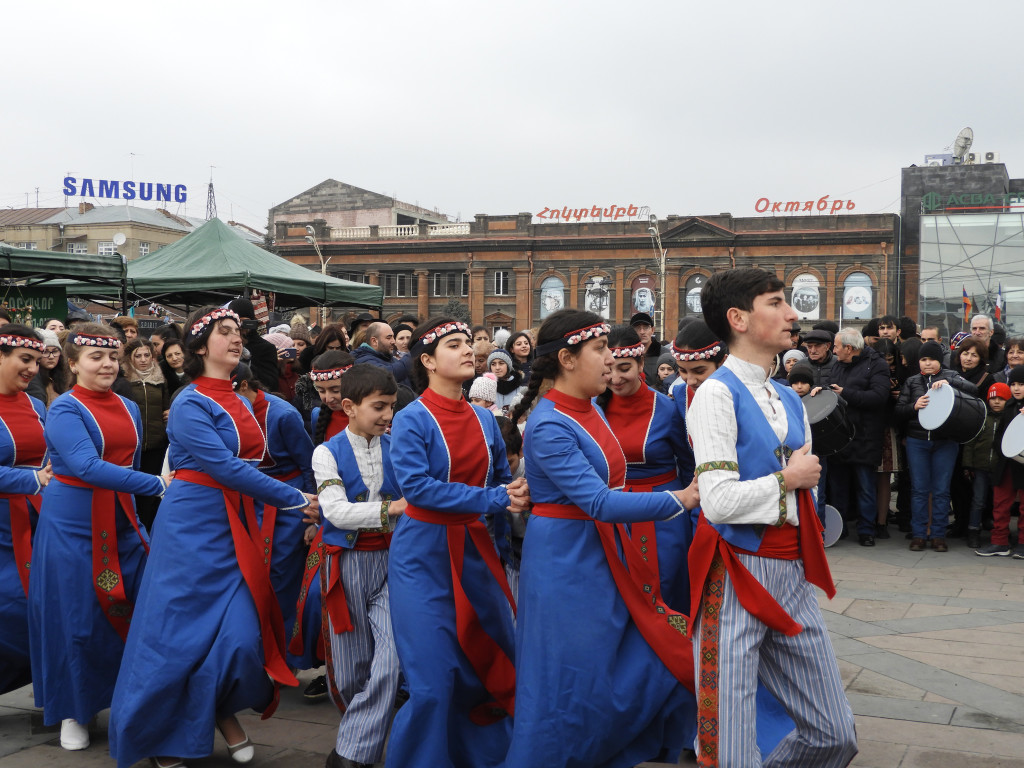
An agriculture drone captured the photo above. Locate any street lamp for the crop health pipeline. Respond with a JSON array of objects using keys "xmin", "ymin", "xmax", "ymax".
[
  {"xmin": 647, "ymin": 214, "xmax": 667, "ymax": 341},
  {"xmin": 305, "ymin": 225, "xmax": 331, "ymax": 326}
]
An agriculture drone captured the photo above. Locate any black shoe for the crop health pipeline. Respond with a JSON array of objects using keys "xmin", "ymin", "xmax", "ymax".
[
  {"xmin": 966, "ymin": 530, "xmax": 981, "ymax": 548},
  {"xmin": 946, "ymin": 527, "xmax": 966, "ymax": 539},
  {"xmin": 875, "ymin": 524, "xmax": 890, "ymax": 539},
  {"xmin": 859, "ymin": 534, "xmax": 875, "ymax": 547},
  {"xmin": 303, "ymin": 674, "xmax": 328, "ymax": 702},
  {"xmin": 897, "ymin": 522, "xmax": 911, "ymax": 533},
  {"xmin": 326, "ymin": 750, "xmax": 373, "ymax": 768}
]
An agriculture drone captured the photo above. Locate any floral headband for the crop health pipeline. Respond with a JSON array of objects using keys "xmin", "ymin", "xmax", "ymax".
[
  {"xmin": 535, "ymin": 322, "xmax": 611, "ymax": 357},
  {"xmin": 410, "ymin": 321, "xmax": 471, "ymax": 356},
  {"xmin": 0, "ymin": 334, "xmax": 45, "ymax": 352},
  {"xmin": 671, "ymin": 339, "xmax": 722, "ymax": 362},
  {"xmin": 309, "ymin": 364, "xmax": 353, "ymax": 382},
  {"xmin": 187, "ymin": 308, "xmax": 240, "ymax": 342},
  {"xmin": 610, "ymin": 342, "xmax": 645, "ymax": 359},
  {"xmin": 72, "ymin": 333, "xmax": 122, "ymax": 349}
]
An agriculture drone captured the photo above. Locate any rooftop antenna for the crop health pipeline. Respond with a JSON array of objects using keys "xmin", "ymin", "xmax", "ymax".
[
  {"xmin": 951, "ymin": 127, "xmax": 973, "ymax": 165},
  {"xmin": 206, "ymin": 166, "xmax": 218, "ymax": 221}
]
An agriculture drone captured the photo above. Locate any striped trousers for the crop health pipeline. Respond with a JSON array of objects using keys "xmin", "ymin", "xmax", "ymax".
[
  {"xmin": 694, "ymin": 553, "xmax": 857, "ymax": 768},
  {"xmin": 324, "ymin": 547, "xmax": 400, "ymax": 764}
]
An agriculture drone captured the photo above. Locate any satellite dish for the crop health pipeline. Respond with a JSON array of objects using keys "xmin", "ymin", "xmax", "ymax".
[
  {"xmin": 112, "ymin": 232, "xmax": 127, "ymax": 246},
  {"xmin": 952, "ymin": 127, "xmax": 974, "ymax": 162}
]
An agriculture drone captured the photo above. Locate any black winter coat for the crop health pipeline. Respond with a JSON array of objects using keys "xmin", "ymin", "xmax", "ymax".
[
  {"xmin": 830, "ymin": 346, "xmax": 892, "ymax": 466},
  {"xmin": 895, "ymin": 369, "xmax": 979, "ymax": 441}
]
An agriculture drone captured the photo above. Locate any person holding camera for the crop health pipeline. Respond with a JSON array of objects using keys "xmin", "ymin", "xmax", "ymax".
[{"xmin": 228, "ymin": 298, "xmax": 279, "ymax": 392}]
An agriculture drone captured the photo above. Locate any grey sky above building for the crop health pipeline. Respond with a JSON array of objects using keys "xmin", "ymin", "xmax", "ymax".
[{"xmin": 4, "ymin": 0, "xmax": 1022, "ymax": 232}]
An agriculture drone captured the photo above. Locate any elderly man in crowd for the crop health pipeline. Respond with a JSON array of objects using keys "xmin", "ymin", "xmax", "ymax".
[
  {"xmin": 828, "ymin": 327, "xmax": 892, "ymax": 546},
  {"xmin": 802, "ymin": 329, "xmax": 836, "ymax": 387},
  {"xmin": 970, "ymin": 314, "xmax": 1006, "ymax": 373}
]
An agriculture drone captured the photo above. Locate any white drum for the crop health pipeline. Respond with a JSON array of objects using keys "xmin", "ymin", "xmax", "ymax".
[
  {"xmin": 1001, "ymin": 412, "xmax": 1024, "ymax": 465},
  {"xmin": 822, "ymin": 504, "xmax": 844, "ymax": 548},
  {"xmin": 918, "ymin": 382, "xmax": 986, "ymax": 443}
]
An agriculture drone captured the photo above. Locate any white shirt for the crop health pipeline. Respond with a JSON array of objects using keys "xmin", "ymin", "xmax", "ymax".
[
  {"xmin": 688, "ymin": 355, "xmax": 812, "ymax": 527},
  {"xmin": 311, "ymin": 427, "xmax": 387, "ymax": 531}
]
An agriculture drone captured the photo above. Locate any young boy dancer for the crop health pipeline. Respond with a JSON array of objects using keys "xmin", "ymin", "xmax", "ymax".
[
  {"xmin": 313, "ymin": 365, "xmax": 406, "ymax": 768},
  {"xmin": 687, "ymin": 268, "xmax": 857, "ymax": 767}
]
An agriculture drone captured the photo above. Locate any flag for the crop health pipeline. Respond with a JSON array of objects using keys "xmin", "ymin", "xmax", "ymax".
[
  {"xmin": 963, "ymin": 286, "xmax": 972, "ymax": 325},
  {"xmin": 996, "ymin": 283, "xmax": 1003, "ymax": 322}
]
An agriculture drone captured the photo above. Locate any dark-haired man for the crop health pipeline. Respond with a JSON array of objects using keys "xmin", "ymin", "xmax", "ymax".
[{"xmin": 687, "ymin": 268, "xmax": 856, "ymax": 767}]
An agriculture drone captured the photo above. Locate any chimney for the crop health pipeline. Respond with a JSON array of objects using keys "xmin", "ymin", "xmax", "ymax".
[{"xmin": 78, "ymin": 202, "xmax": 94, "ymax": 214}]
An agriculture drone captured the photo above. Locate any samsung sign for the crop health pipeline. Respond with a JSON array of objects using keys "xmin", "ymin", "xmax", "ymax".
[{"xmin": 62, "ymin": 176, "xmax": 187, "ymax": 203}]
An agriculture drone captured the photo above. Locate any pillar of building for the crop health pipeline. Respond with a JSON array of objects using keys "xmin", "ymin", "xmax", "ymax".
[
  {"xmin": 825, "ymin": 264, "xmax": 837, "ymax": 320},
  {"xmin": 614, "ymin": 268, "xmax": 625, "ymax": 324},
  {"xmin": 664, "ymin": 269, "xmax": 681, "ymax": 337},
  {"xmin": 568, "ymin": 268, "xmax": 579, "ymax": 310},
  {"xmin": 416, "ymin": 269, "xmax": 429, "ymax": 321},
  {"xmin": 468, "ymin": 260, "xmax": 486, "ymax": 325},
  {"xmin": 366, "ymin": 270, "xmax": 380, "ymax": 286},
  {"xmin": 514, "ymin": 267, "xmax": 532, "ymax": 329}
]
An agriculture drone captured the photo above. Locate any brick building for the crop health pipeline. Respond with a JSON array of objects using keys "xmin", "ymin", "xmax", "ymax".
[{"xmin": 271, "ymin": 181, "xmax": 902, "ymax": 336}]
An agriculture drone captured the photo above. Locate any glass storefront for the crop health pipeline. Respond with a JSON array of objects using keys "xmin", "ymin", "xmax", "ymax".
[{"xmin": 919, "ymin": 213, "xmax": 1024, "ymax": 336}]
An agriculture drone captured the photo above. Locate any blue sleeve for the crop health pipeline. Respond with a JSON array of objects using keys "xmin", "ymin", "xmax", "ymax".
[
  {"xmin": 172, "ymin": 396, "xmax": 308, "ymax": 510},
  {"xmin": 390, "ymin": 404, "xmax": 510, "ymax": 516},
  {"xmin": 672, "ymin": 394, "xmax": 696, "ymax": 484},
  {"xmin": 277, "ymin": 402, "xmax": 315, "ymax": 493},
  {"xmin": 46, "ymin": 400, "xmax": 165, "ymax": 496},
  {"xmin": 530, "ymin": 416, "xmax": 682, "ymax": 524},
  {"xmin": 310, "ymin": 407, "xmax": 320, "ymax": 435}
]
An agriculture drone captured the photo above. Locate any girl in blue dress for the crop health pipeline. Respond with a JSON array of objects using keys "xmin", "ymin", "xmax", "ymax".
[
  {"xmin": 29, "ymin": 323, "xmax": 169, "ymax": 752},
  {"xmin": 109, "ymin": 306, "xmax": 318, "ymax": 768},
  {"xmin": 506, "ymin": 309, "xmax": 698, "ymax": 768},
  {"xmin": 0, "ymin": 326, "xmax": 51, "ymax": 698}
]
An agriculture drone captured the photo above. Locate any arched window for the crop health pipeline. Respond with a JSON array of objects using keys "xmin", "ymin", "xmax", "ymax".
[
  {"xmin": 843, "ymin": 272, "xmax": 873, "ymax": 321},
  {"xmin": 684, "ymin": 274, "xmax": 705, "ymax": 315},
  {"xmin": 539, "ymin": 276, "xmax": 565, "ymax": 319},
  {"xmin": 791, "ymin": 273, "xmax": 821, "ymax": 320},
  {"xmin": 583, "ymin": 274, "xmax": 612, "ymax": 319}
]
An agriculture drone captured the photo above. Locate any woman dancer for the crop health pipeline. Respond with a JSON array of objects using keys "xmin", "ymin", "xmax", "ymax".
[
  {"xmin": 0, "ymin": 327, "xmax": 51, "ymax": 698},
  {"xmin": 29, "ymin": 323, "xmax": 169, "ymax": 751},
  {"xmin": 506, "ymin": 309, "xmax": 698, "ymax": 768},
  {"xmin": 109, "ymin": 306, "xmax": 318, "ymax": 768},
  {"xmin": 387, "ymin": 317, "xmax": 528, "ymax": 768}
]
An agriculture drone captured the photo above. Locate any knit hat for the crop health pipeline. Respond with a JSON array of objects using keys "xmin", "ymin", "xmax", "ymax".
[
  {"xmin": 788, "ymin": 362, "xmax": 814, "ymax": 386},
  {"xmin": 289, "ymin": 325, "xmax": 311, "ymax": 344},
  {"xmin": 487, "ymin": 349, "xmax": 514, "ymax": 373},
  {"xmin": 269, "ymin": 323, "xmax": 291, "ymax": 335},
  {"xmin": 656, "ymin": 352, "xmax": 676, "ymax": 370},
  {"xmin": 988, "ymin": 382, "xmax": 1012, "ymax": 401},
  {"xmin": 813, "ymin": 320, "xmax": 839, "ymax": 335},
  {"xmin": 492, "ymin": 328, "xmax": 511, "ymax": 349},
  {"xmin": 783, "ymin": 349, "xmax": 807, "ymax": 366},
  {"xmin": 919, "ymin": 340, "xmax": 944, "ymax": 361},
  {"xmin": 228, "ymin": 298, "xmax": 256, "ymax": 320},
  {"xmin": 949, "ymin": 331, "xmax": 969, "ymax": 350},
  {"xmin": 862, "ymin": 317, "xmax": 880, "ymax": 337},
  {"xmin": 38, "ymin": 329, "xmax": 60, "ymax": 349},
  {"xmin": 1008, "ymin": 366, "xmax": 1024, "ymax": 386},
  {"xmin": 262, "ymin": 332, "xmax": 294, "ymax": 353},
  {"xmin": 469, "ymin": 373, "xmax": 498, "ymax": 403}
]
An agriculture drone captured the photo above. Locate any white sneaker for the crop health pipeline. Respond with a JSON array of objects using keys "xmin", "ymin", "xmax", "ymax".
[{"xmin": 60, "ymin": 718, "xmax": 89, "ymax": 750}]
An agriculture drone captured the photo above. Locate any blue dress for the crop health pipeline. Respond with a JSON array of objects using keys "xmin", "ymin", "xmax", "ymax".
[
  {"xmin": 508, "ymin": 388, "xmax": 693, "ymax": 768},
  {"xmin": 29, "ymin": 386, "xmax": 162, "ymax": 726},
  {"xmin": 387, "ymin": 387, "xmax": 515, "ymax": 768},
  {"xmin": 0, "ymin": 391, "xmax": 46, "ymax": 695},
  {"xmin": 108, "ymin": 377, "xmax": 308, "ymax": 768}
]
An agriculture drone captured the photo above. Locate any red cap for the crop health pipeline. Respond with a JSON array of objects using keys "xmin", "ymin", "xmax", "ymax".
[{"xmin": 988, "ymin": 382, "xmax": 1012, "ymax": 401}]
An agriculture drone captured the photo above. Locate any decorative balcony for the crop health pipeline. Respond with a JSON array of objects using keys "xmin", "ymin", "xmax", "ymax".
[{"xmin": 428, "ymin": 223, "xmax": 471, "ymax": 236}]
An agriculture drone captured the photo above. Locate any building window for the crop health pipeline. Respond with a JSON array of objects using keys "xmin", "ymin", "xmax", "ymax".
[
  {"xmin": 494, "ymin": 270, "xmax": 510, "ymax": 296},
  {"xmin": 384, "ymin": 273, "xmax": 417, "ymax": 298},
  {"xmin": 98, "ymin": 241, "xmax": 116, "ymax": 256},
  {"xmin": 433, "ymin": 271, "xmax": 470, "ymax": 297},
  {"xmin": 15, "ymin": 242, "xmax": 37, "ymax": 250},
  {"xmin": 337, "ymin": 271, "xmax": 369, "ymax": 284},
  {"xmin": 67, "ymin": 243, "xmax": 87, "ymax": 255},
  {"xmin": 139, "ymin": 242, "xmax": 150, "ymax": 257},
  {"xmin": 492, "ymin": 325, "xmax": 509, "ymax": 337},
  {"xmin": 540, "ymin": 276, "xmax": 565, "ymax": 319}
]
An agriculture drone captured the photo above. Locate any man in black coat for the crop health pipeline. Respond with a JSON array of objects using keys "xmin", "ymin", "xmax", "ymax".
[
  {"xmin": 351, "ymin": 321, "xmax": 412, "ymax": 386},
  {"xmin": 827, "ymin": 327, "xmax": 892, "ymax": 546},
  {"xmin": 802, "ymin": 329, "xmax": 836, "ymax": 387}
]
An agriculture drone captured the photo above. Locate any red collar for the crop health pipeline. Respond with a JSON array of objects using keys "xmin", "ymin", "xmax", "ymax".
[
  {"xmin": 545, "ymin": 388, "xmax": 591, "ymax": 413},
  {"xmin": 421, "ymin": 386, "xmax": 469, "ymax": 414}
]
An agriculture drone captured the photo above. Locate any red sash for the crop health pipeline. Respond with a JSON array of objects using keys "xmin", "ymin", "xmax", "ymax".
[
  {"xmin": 405, "ymin": 503, "xmax": 517, "ymax": 724},
  {"xmin": 0, "ymin": 493, "xmax": 40, "ymax": 596},
  {"xmin": 623, "ymin": 469, "xmax": 679, "ymax": 601},
  {"xmin": 322, "ymin": 531, "xmax": 390, "ymax": 636},
  {"xmin": 258, "ymin": 468, "xmax": 302, "ymax": 567},
  {"xmin": 687, "ymin": 488, "xmax": 835, "ymax": 638},
  {"xmin": 532, "ymin": 502, "xmax": 694, "ymax": 691},
  {"xmin": 176, "ymin": 468, "xmax": 298, "ymax": 718},
  {"xmin": 53, "ymin": 475, "xmax": 149, "ymax": 641},
  {"xmin": 289, "ymin": 528, "xmax": 325, "ymax": 659}
]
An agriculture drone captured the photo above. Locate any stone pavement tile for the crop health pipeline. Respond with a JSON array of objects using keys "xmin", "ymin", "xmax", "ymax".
[
  {"xmin": 849, "ymin": 738, "xmax": 907, "ymax": 768},
  {"xmin": 960, "ymin": 586, "xmax": 1024, "ymax": 603},
  {"xmin": 871, "ymin": 611, "xmax": 1024, "ymax": 634},
  {"xmin": 860, "ymin": 634, "xmax": 1024, "ymax": 663},
  {"xmin": 983, "ymin": 564, "xmax": 1024, "ymax": 581},
  {"xmin": 826, "ymin": 556, "xmax": 904, "ymax": 576},
  {"xmin": 834, "ymin": 573, "xmax": 917, "ymax": 588},
  {"xmin": 847, "ymin": 669, "xmax": 926, "ymax": 700},
  {"xmin": 846, "ymin": 693, "xmax": 954, "ymax": 725},
  {"xmin": 823, "ymin": 612, "xmax": 898, "ymax": 638},
  {"xmin": 855, "ymin": 715, "xmax": 1024, "ymax": 757},
  {"xmin": 0, "ymin": 743, "xmax": 115, "ymax": 767},
  {"xmin": 837, "ymin": 659, "xmax": 863, "ymax": 687},
  {"xmin": 839, "ymin": 580, "xmax": 963, "ymax": 598},
  {"xmin": 922, "ymin": 692, "xmax": 957, "ymax": 704},
  {"xmin": 906, "ymin": 626, "xmax": 1024, "ymax": 647},
  {"xmin": 879, "ymin": 647, "xmax": 1024, "ymax": 679},
  {"xmin": 951, "ymin": 707, "xmax": 1024, "ymax": 733},
  {"xmin": 832, "ymin": 587, "xmax": 952, "ymax": 606},
  {"xmin": 917, "ymin": 575, "xmax": 1014, "ymax": 591},
  {"xmin": 843, "ymin": 600, "xmax": 912, "ymax": 622},
  {"xmin": 903, "ymin": 603, "xmax": 972, "ymax": 618},
  {"xmin": 832, "ymin": 637, "xmax": 886, "ymax": 657},
  {"xmin": 819, "ymin": 595, "xmax": 855, "ymax": 613},
  {"xmin": 902, "ymin": 565, "xmax": 997, "ymax": 578},
  {"xmin": 988, "ymin": 622, "xmax": 1024, "ymax": 634},
  {"xmin": 236, "ymin": 709, "xmax": 338, "ymax": 754},
  {"xmin": 899, "ymin": 747, "xmax": 1024, "ymax": 767},
  {"xmin": 960, "ymin": 671, "xmax": 1024, "ymax": 695},
  {"xmin": 0, "ymin": 709, "xmax": 57, "ymax": 758}
]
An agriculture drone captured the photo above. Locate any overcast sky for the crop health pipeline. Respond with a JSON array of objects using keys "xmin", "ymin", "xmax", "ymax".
[{"xmin": 4, "ymin": 0, "xmax": 1021, "ymax": 232}]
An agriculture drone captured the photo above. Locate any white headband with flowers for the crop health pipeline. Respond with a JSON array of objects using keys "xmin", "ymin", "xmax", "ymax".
[
  {"xmin": 671, "ymin": 340, "xmax": 722, "ymax": 362},
  {"xmin": 188, "ymin": 308, "xmax": 241, "ymax": 341},
  {"xmin": 309, "ymin": 364, "xmax": 353, "ymax": 382},
  {"xmin": 411, "ymin": 321, "xmax": 471, "ymax": 355},
  {"xmin": 0, "ymin": 335, "xmax": 45, "ymax": 352},
  {"xmin": 72, "ymin": 333, "xmax": 122, "ymax": 349},
  {"xmin": 610, "ymin": 342, "xmax": 645, "ymax": 359},
  {"xmin": 536, "ymin": 322, "xmax": 611, "ymax": 357}
]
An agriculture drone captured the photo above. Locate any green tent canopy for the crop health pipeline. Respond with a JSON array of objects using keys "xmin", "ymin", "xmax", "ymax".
[
  {"xmin": 0, "ymin": 244, "xmax": 126, "ymax": 284},
  {"xmin": 58, "ymin": 217, "xmax": 382, "ymax": 309}
]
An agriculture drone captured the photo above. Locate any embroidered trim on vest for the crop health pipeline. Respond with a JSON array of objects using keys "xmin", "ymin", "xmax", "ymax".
[
  {"xmin": 317, "ymin": 478, "xmax": 343, "ymax": 494},
  {"xmin": 695, "ymin": 460, "xmax": 738, "ymax": 477}
]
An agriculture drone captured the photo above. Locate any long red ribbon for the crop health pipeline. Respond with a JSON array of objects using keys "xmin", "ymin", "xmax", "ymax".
[
  {"xmin": 289, "ymin": 528, "xmax": 324, "ymax": 657},
  {"xmin": 0, "ymin": 493, "xmax": 40, "ymax": 597},
  {"xmin": 404, "ymin": 504, "xmax": 516, "ymax": 724}
]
